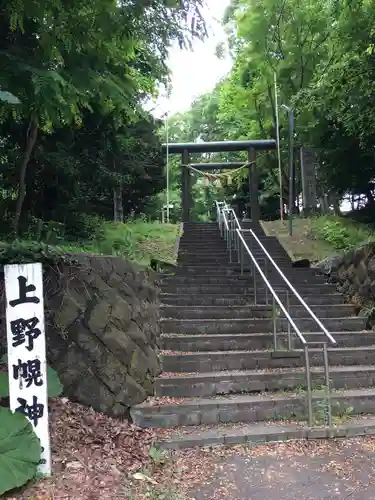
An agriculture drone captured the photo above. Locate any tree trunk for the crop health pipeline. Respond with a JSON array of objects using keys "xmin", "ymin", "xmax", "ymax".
[
  {"xmin": 365, "ymin": 188, "xmax": 375, "ymax": 206},
  {"xmin": 328, "ymin": 192, "xmax": 341, "ymax": 215},
  {"xmin": 113, "ymin": 156, "xmax": 123, "ymax": 222},
  {"xmin": 14, "ymin": 117, "xmax": 38, "ymax": 235},
  {"xmin": 113, "ymin": 184, "xmax": 124, "ymax": 222}
]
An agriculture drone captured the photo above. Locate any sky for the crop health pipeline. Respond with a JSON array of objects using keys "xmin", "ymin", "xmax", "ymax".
[{"xmin": 151, "ymin": 0, "xmax": 232, "ymax": 118}]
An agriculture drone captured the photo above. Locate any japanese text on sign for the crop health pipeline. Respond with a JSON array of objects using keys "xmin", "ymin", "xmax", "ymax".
[{"xmin": 4, "ymin": 263, "xmax": 51, "ymax": 475}]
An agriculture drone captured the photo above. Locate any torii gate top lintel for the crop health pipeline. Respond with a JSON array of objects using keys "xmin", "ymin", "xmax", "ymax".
[{"xmin": 162, "ymin": 139, "xmax": 276, "ymax": 154}]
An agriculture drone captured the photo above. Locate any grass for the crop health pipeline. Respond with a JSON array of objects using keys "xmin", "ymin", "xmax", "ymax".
[
  {"xmin": 62, "ymin": 221, "xmax": 180, "ymax": 266},
  {"xmin": 8, "ymin": 220, "xmax": 180, "ymax": 268},
  {"xmin": 262, "ymin": 215, "xmax": 375, "ymax": 262},
  {"xmin": 310, "ymin": 215, "xmax": 375, "ymax": 252}
]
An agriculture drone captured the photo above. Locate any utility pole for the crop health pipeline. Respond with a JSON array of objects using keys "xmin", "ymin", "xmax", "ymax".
[
  {"xmin": 164, "ymin": 112, "xmax": 170, "ymax": 223},
  {"xmin": 281, "ymin": 104, "xmax": 295, "ymax": 236},
  {"xmin": 274, "ymin": 72, "xmax": 283, "ymax": 221}
]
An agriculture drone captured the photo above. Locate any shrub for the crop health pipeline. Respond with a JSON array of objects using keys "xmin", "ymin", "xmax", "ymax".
[{"xmin": 311, "ymin": 216, "xmax": 374, "ymax": 252}]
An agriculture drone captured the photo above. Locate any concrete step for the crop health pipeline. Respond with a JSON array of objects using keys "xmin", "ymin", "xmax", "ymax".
[
  {"xmin": 177, "ymin": 253, "xmax": 290, "ymax": 261},
  {"xmin": 173, "ymin": 263, "xmax": 294, "ymax": 272},
  {"xmin": 130, "ymin": 388, "xmax": 375, "ymax": 428},
  {"xmin": 159, "ymin": 293, "xmax": 347, "ymax": 306},
  {"xmin": 179, "ymin": 241, "xmax": 285, "ymax": 248},
  {"xmin": 162, "ymin": 346, "xmax": 375, "ymax": 372},
  {"xmin": 160, "ymin": 317, "xmax": 364, "ymax": 335},
  {"xmin": 161, "ymin": 283, "xmax": 337, "ymax": 295},
  {"xmin": 178, "ymin": 247, "xmax": 288, "ymax": 254},
  {"xmin": 155, "ymin": 417, "xmax": 375, "ymax": 450},
  {"xmin": 177, "ymin": 253, "xmax": 290, "ymax": 260},
  {"xmin": 175, "ymin": 258, "xmax": 292, "ymax": 266},
  {"xmin": 175, "ymin": 263, "xmax": 293, "ymax": 271},
  {"xmin": 160, "ymin": 275, "xmax": 328, "ymax": 286},
  {"xmin": 161, "ymin": 331, "xmax": 373, "ymax": 352},
  {"xmin": 161, "ymin": 304, "xmax": 356, "ymax": 320},
  {"xmin": 172, "ymin": 266, "xmax": 305, "ymax": 275},
  {"xmin": 170, "ymin": 270, "xmax": 315, "ymax": 279},
  {"xmin": 155, "ymin": 365, "xmax": 375, "ymax": 397},
  {"xmin": 179, "ymin": 246, "xmax": 288, "ymax": 256}
]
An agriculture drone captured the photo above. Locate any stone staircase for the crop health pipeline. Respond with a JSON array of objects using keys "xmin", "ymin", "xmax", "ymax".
[{"xmin": 131, "ymin": 222, "xmax": 375, "ymax": 448}]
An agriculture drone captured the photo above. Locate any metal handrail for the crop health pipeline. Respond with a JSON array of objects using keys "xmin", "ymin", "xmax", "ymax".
[
  {"xmin": 220, "ymin": 203, "xmax": 336, "ymax": 346},
  {"xmin": 217, "ymin": 202, "xmax": 335, "ymax": 428},
  {"xmin": 236, "ymin": 230, "xmax": 307, "ymax": 345},
  {"xmin": 248, "ymin": 229, "xmax": 336, "ymax": 345}
]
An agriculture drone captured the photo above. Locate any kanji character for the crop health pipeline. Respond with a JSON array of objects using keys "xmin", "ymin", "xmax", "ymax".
[
  {"xmin": 10, "ymin": 317, "xmax": 41, "ymax": 351},
  {"xmin": 12, "ymin": 358, "xmax": 43, "ymax": 388},
  {"xmin": 16, "ymin": 395, "xmax": 44, "ymax": 427},
  {"xmin": 39, "ymin": 446, "xmax": 47, "ymax": 465},
  {"xmin": 9, "ymin": 276, "xmax": 40, "ymax": 307}
]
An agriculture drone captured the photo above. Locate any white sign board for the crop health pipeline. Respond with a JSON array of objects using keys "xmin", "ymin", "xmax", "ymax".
[{"xmin": 4, "ymin": 263, "xmax": 51, "ymax": 475}]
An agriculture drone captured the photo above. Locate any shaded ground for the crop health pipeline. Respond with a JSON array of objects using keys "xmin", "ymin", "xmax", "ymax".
[
  {"xmin": 261, "ymin": 219, "xmax": 334, "ymax": 262},
  {"xmin": 188, "ymin": 439, "xmax": 375, "ymax": 500},
  {"xmin": 7, "ymin": 398, "xmax": 158, "ymax": 500},
  {"xmin": 7, "ymin": 400, "xmax": 375, "ymax": 499}
]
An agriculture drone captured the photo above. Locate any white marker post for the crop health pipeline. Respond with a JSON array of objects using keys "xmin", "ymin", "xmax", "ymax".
[{"xmin": 4, "ymin": 263, "xmax": 51, "ymax": 475}]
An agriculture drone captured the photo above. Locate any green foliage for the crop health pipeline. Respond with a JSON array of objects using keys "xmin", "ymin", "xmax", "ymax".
[
  {"xmin": 0, "ymin": 0, "xmax": 207, "ymax": 234},
  {"xmin": 149, "ymin": 445, "xmax": 167, "ymax": 466},
  {"xmin": 0, "ymin": 218, "xmax": 179, "ymax": 271},
  {"xmin": 0, "ymin": 240, "xmax": 64, "ymax": 266},
  {"xmin": 88, "ymin": 220, "xmax": 180, "ymax": 266},
  {"xmin": 311, "ymin": 216, "xmax": 374, "ymax": 252},
  {"xmin": 46, "ymin": 365, "xmax": 63, "ymax": 398},
  {"xmin": 166, "ymin": 0, "xmax": 375, "ymax": 217},
  {"xmin": 0, "ymin": 408, "xmax": 41, "ymax": 496}
]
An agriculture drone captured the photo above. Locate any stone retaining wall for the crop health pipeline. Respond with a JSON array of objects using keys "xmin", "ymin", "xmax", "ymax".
[
  {"xmin": 1, "ymin": 254, "xmax": 161, "ymax": 417},
  {"xmin": 315, "ymin": 242, "xmax": 375, "ymax": 306}
]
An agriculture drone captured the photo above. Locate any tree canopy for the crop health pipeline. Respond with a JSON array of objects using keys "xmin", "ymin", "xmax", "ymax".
[
  {"xmin": 0, "ymin": 0, "xmax": 206, "ymax": 236},
  {"xmin": 163, "ymin": 0, "xmax": 375, "ymax": 221}
]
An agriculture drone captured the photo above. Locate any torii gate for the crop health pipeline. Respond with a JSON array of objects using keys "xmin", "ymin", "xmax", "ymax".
[{"xmin": 162, "ymin": 140, "xmax": 276, "ymax": 223}]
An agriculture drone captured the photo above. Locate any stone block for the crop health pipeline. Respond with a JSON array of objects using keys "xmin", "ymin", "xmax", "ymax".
[
  {"xmin": 109, "ymin": 297, "xmax": 132, "ymax": 330},
  {"xmin": 101, "ymin": 327, "xmax": 137, "ymax": 363},
  {"xmin": 67, "ymin": 367, "xmax": 117, "ymax": 415},
  {"xmin": 357, "ymin": 260, "xmax": 368, "ymax": 284},
  {"xmin": 53, "ymin": 346, "xmax": 89, "ymax": 389},
  {"xmin": 42, "ymin": 253, "xmax": 159, "ymax": 417},
  {"xmin": 86, "ymin": 298, "xmax": 111, "ymax": 335},
  {"xmin": 115, "ymin": 375, "xmax": 147, "ymax": 406},
  {"xmin": 54, "ymin": 294, "xmax": 82, "ymax": 329}
]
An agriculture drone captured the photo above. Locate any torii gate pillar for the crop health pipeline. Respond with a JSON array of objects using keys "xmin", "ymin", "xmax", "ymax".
[
  {"xmin": 248, "ymin": 148, "xmax": 260, "ymax": 222},
  {"xmin": 181, "ymin": 149, "xmax": 192, "ymax": 222}
]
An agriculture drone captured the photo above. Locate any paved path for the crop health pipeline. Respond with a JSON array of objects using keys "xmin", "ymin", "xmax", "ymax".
[{"xmin": 189, "ymin": 438, "xmax": 375, "ymax": 500}]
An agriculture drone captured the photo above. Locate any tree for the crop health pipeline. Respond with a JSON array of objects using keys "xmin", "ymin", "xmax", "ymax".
[{"xmin": 0, "ymin": 0, "xmax": 208, "ymax": 234}]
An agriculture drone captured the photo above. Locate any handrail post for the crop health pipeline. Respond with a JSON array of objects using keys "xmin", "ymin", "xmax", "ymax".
[
  {"xmin": 237, "ymin": 231, "xmax": 240, "ymax": 263},
  {"xmin": 229, "ymin": 221, "xmax": 232, "ymax": 263},
  {"xmin": 286, "ymin": 291, "xmax": 292, "ymax": 350},
  {"xmin": 253, "ymin": 261, "xmax": 257, "ymax": 304},
  {"xmin": 272, "ymin": 295, "xmax": 278, "ymax": 350},
  {"xmin": 265, "ymin": 259, "xmax": 269, "ymax": 305},
  {"xmin": 240, "ymin": 239, "xmax": 244, "ymax": 275},
  {"xmin": 323, "ymin": 342, "xmax": 333, "ymax": 428},
  {"xmin": 304, "ymin": 345, "xmax": 313, "ymax": 426}
]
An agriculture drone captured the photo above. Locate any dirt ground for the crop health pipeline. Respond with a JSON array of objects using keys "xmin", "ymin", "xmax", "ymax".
[
  {"xmin": 261, "ymin": 219, "xmax": 335, "ymax": 262},
  {"xmin": 187, "ymin": 438, "xmax": 375, "ymax": 500}
]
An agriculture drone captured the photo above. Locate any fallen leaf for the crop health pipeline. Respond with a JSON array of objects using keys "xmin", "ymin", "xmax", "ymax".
[{"xmin": 133, "ymin": 472, "xmax": 158, "ymax": 485}]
